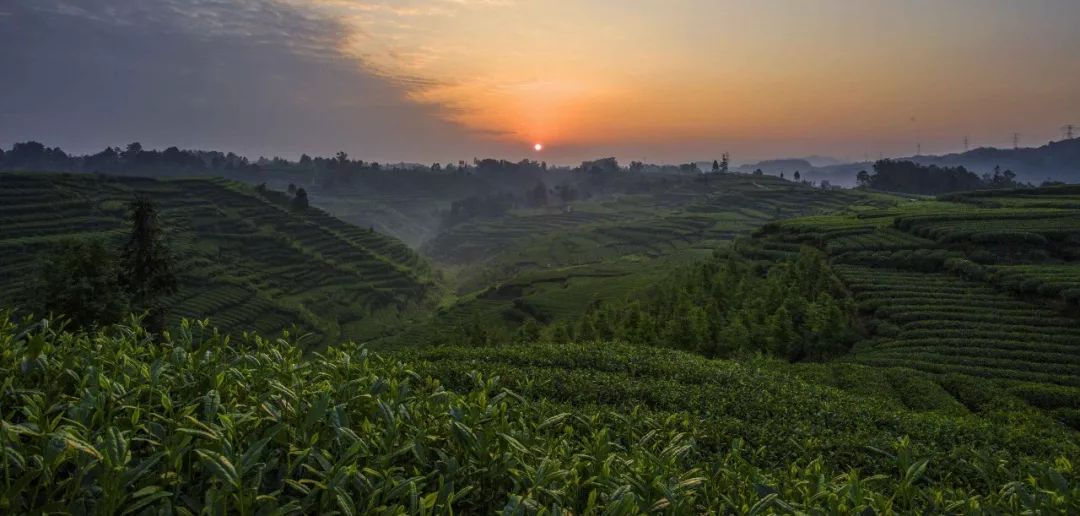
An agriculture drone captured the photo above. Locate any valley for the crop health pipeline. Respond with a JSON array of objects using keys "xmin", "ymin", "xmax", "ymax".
[{"xmin": 2, "ymin": 165, "xmax": 1079, "ymax": 513}]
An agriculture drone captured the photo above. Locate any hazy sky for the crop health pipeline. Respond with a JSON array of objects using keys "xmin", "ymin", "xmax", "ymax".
[{"xmin": 2, "ymin": 0, "xmax": 1079, "ymax": 164}]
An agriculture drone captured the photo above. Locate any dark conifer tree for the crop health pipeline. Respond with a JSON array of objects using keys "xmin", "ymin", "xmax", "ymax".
[
  {"xmin": 292, "ymin": 188, "xmax": 310, "ymax": 211},
  {"xmin": 121, "ymin": 197, "xmax": 177, "ymax": 336}
]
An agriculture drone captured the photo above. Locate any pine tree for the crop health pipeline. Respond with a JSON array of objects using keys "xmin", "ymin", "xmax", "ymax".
[
  {"xmin": 121, "ymin": 197, "xmax": 177, "ymax": 336},
  {"xmin": 292, "ymin": 188, "xmax": 310, "ymax": 211}
]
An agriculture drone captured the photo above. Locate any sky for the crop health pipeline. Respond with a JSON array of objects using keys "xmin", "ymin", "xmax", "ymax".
[{"xmin": 1, "ymin": 0, "xmax": 1079, "ymax": 165}]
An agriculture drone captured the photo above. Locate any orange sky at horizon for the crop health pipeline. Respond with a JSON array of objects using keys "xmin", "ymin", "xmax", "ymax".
[{"xmin": 297, "ymin": 0, "xmax": 1080, "ymax": 161}]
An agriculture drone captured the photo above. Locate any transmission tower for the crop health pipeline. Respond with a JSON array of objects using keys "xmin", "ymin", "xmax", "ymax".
[
  {"xmin": 963, "ymin": 136, "xmax": 969, "ymax": 152},
  {"xmin": 916, "ymin": 142, "xmax": 922, "ymax": 155},
  {"xmin": 1012, "ymin": 133, "xmax": 1021, "ymax": 149},
  {"xmin": 1064, "ymin": 124, "xmax": 1076, "ymax": 140}
]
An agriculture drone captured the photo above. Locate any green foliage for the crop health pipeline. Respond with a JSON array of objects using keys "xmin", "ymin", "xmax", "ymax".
[
  {"xmin": 32, "ymin": 239, "xmax": 129, "ymax": 329},
  {"xmin": 1, "ymin": 316, "xmax": 1077, "ymax": 514},
  {"xmin": 290, "ymin": 187, "xmax": 309, "ymax": 211},
  {"xmin": 861, "ymin": 159, "xmax": 1011, "ymax": 195},
  {"xmin": 121, "ymin": 197, "xmax": 178, "ymax": 334},
  {"xmin": 572, "ymin": 248, "xmax": 857, "ymax": 361},
  {"xmin": 754, "ymin": 189, "xmax": 1080, "ymax": 401},
  {"xmin": 0, "ymin": 173, "xmax": 434, "ymax": 345}
]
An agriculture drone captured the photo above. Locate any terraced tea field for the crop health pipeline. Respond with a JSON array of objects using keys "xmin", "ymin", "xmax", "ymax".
[
  {"xmin": 837, "ymin": 266, "xmax": 1080, "ymax": 386},
  {"xmin": 752, "ymin": 185, "xmax": 1080, "ymax": 424},
  {"xmin": 388, "ymin": 174, "xmax": 896, "ymax": 348},
  {"xmin": 0, "ymin": 173, "xmax": 434, "ymax": 343},
  {"xmin": 424, "ymin": 174, "xmax": 874, "ymax": 276},
  {"xmin": 5, "ymin": 318, "xmax": 1077, "ymax": 513}
]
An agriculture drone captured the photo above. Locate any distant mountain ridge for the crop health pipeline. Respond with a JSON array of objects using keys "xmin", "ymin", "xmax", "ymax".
[
  {"xmin": 738, "ymin": 138, "xmax": 1080, "ymax": 186},
  {"xmin": 907, "ymin": 138, "xmax": 1080, "ymax": 183}
]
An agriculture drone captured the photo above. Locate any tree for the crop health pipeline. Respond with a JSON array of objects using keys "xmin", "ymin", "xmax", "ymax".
[
  {"xmin": 287, "ymin": 183, "xmax": 297, "ymax": 195},
  {"xmin": 557, "ymin": 184, "xmax": 578, "ymax": 203},
  {"xmin": 856, "ymin": 170, "xmax": 871, "ymax": 187},
  {"xmin": 679, "ymin": 163, "xmax": 701, "ymax": 174},
  {"xmin": 528, "ymin": 181, "xmax": 549, "ymax": 208},
  {"xmin": 864, "ymin": 160, "xmax": 985, "ymax": 194},
  {"xmin": 292, "ymin": 188, "xmax": 310, "ymax": 211},
  {"xmin": 34, "ymin": 239, "xmax": 129, "ymax": 330},
  {"xmin": 794, "ymin": 171, "xmax": 801, "ymax": 181},
  {"xmin": 121, "ymin": 197, "xmax": 177, "ymax": 336},
  {"xmin": 122, "ymin": 142, "xmax": 143, "ymax": 164},
  {"xmin": 712, "ymin": 160, "xmax": 720, "ymax": 173},
  {"xmin": 3, "ymin": 141, "xmax": 55, "ymax": 168}
]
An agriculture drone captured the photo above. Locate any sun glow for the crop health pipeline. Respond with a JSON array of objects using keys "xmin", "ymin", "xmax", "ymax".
[
  {"xmin": 312, "ymin": 0, "xmax": 1080, "ymax": 158},
  {"xmin": 534, "ymin": 143, "xmax": 543, "ymax": 152}
]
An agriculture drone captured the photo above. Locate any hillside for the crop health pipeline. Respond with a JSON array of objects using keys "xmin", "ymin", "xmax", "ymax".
[
  {"xmin": 2, "ymin": 173, "xmax": 1079, "ymax": 512},
  {"xmin": 423, "ymin": 173, "xmax": 873, "ymax": 272},
  {"xmin": 378, "ymin": 174, "xmax": 900, "ymax": 348},
  {"xmin": 0, "ymin": 173, "xmax": 435, "ymax": 343},
  {"xmin": 1, "ymin": 316, "xmax": 1076, "ymax": 513},
  {"xmin": 737, "ymin": 138, "xmax": 1080, "ymax": 187},
  {"xmin": 746, "ymin": 185, "xmax": 1080, "ymax": 425},
  {"xmin": 910, "ymin": 138, "xmax": 1080, "ymax": 184}
]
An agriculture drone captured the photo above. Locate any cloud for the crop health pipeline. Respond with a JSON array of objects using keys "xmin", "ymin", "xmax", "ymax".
[{"xmin": 0, "ymin": 0, "xmax": 511, "ymax": 161}]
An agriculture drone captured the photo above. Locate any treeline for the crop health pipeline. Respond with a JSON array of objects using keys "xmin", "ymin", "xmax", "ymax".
[
  {"xmin": 447, "ymin": 248, "xmax": 859, "ymax": 362},
  {"xmin": 0, "ymin": 141, "xmax": 440, "ymax": 177},
  {"xmin": 570, "ymin": 248, "xmax": 856, "ymax": 361},
  {"xmin": 856, "ymin": 160, "xmax": 1026, "ymax": 194},
  {"xmin": 440, "ymin": 182, "xmax": 583, "ymax": 228},
  {"xmin": 0, "ymin": 141, "xmax": 259, "ymax": 175},
  {"xmin": 1, "ymin": 141, "xmax": 737, "ymax": 181}
]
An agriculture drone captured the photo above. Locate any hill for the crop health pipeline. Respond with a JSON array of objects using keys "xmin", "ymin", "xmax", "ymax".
[
  {"xmin": 737, "ymin": 138, "xmax": 1080, "ymax": 187},
  {"xmin": 910, "ymin": 138, "xmax": 1080, "ymax": 184},
  {"xmin": 1, "ymin": 316, "xmax": 1076, "ymax": 513},
  {"xmin": 742, "ymin": 185, "xmax": 1080, "ymax": 426},
  {"xmin": 0, "ymin": 173, "xmax": 435, "ymax": 343},
  {"xmin": 379, "ymin": 174, "xmax": 900, "ymax": 348}
]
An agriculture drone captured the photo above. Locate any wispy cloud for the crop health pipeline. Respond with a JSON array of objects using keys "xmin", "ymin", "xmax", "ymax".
[
  {"xmin": 0, "ymin": 0, "xmax": 513, "ymax": 161},
  {"xmin": 6, "ymin": 0, "xmax": 1080, "ymax": 162}
]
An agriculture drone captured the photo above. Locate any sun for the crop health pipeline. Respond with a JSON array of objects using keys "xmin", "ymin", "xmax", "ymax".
[{"xmin": 533, "ymin": 143, "xmax": 543, "ymax": 152}]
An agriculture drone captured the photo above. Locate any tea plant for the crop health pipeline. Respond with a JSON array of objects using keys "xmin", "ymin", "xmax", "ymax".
[{"xmin": 1, "ymin": 314, "xmax": 1077, "ymax": 514}]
